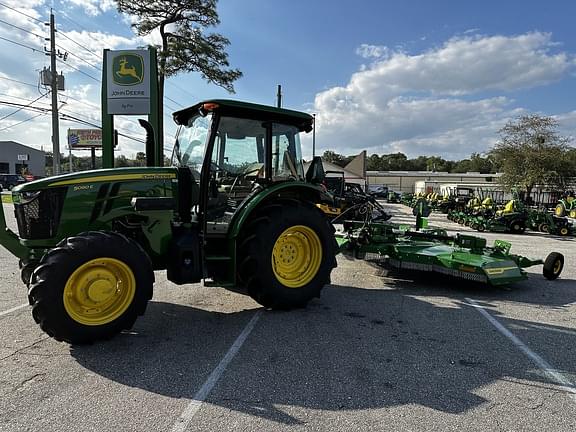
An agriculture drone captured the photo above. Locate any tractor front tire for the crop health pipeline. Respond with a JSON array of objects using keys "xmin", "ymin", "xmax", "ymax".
[
  {"xmin": 555, "ymin": 204, "xmax": 566, "ymax": 217},
  {"xmin": 238, "ymin": 201, "xmax": 337, "ymax": 309},
  {"xmin": 28, "ymin": 231, "xmax": 154, "ymax": 344},
  {"xmin": 538, "ymin": 223, "xmax": 549, "ymax": 233},
  {"xmin": 543, "ymin": 252, "xmax": 564, "ymax": 280}
]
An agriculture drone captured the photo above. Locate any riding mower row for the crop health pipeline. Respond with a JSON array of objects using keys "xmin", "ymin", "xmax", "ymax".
[
  {"xmin": 447, "ymin": 196, "xmax": 528, "ymax": 234},
  {"xmin": 527, "ymin": 208, "xmax": 573, "ymax": 236}
]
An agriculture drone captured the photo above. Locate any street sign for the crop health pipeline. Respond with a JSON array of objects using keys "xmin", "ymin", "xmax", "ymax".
[{"xmin": 106, "ymin": 50, "xmax": 151, "ymax": 115}]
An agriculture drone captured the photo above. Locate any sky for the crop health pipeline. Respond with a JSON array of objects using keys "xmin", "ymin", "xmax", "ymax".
[{"xmin": 0, "ymin": 0, "xmax": 575, "ymax": 163}]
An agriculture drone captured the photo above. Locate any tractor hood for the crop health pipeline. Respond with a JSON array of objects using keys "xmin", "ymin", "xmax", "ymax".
[{"xmin": 12, "ymin": 167, "xmax": 178, "ymax": 193}]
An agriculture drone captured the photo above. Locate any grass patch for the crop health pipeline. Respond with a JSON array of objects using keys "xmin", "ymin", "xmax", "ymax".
[{"xmin": 1, "ymin": 194, "xmax": 13, "ymax": 204}]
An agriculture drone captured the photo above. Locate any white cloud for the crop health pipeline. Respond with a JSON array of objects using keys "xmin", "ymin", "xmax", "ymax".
[
  {"xmin": 309, "ymin": 32, "xmax": 576, "ymax": 159},
  {"xmin": 62, "ymin": 0, "xmax": 116, "ymax": 17},
  {"xmin": 355, "ymin": 44, "xmax": 391, "ymax": 59}
]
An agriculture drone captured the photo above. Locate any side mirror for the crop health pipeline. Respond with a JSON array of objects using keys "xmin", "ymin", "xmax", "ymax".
[{"xmin": 305, "ymin": 156, "xmax": 325, "ymax": 184}]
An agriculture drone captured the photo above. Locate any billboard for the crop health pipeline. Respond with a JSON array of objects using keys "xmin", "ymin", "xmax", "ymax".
[{"xmin": 68, "ymin": 129, "xmax": 102, "ymax": 149}]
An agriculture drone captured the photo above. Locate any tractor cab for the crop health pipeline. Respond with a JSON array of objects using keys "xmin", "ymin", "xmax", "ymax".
[{"xmin": 171, "ymin": 100, "xmax": 312, "ymax": 232}]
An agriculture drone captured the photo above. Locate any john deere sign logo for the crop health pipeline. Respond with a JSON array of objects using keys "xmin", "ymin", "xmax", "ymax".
[
  {"xmin": 106, "ymin": 49, "xmax": 151, "ymax": 115},
  {"xmin": 112, "ymin": 54, "xmax": 144, "ymax": 86}
]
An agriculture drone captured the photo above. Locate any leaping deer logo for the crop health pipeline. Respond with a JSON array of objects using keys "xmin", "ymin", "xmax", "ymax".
[{"xmin": 116, "ymin": 57, "xmax": 142, "ymax": 81}]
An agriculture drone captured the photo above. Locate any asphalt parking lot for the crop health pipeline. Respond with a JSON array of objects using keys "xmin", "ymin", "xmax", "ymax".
[{"xmin": 1, "ymin": 201, "xmax": 575, "ymax": 431}]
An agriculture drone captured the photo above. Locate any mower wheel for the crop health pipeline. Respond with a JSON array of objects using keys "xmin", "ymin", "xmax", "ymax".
[
  {"xmin": 238, "ymin": 200, "xmax": 337, "ymax": 309},
  {"xmin": 509, "ymin": 220, "xmax": 525, "ymax": 234},
  {"xmin": 477, "ymin": 224, "xmax": 485, "ymax": 232},
  {"xmin": 543, "ymin": 252, "xmax": 564, "ymax": 280},
  {"xmin": 555, "ymin": 204, "xmax": 566, "ymax": 217},
  {"xmin": 538, "ymin": 223, "xmax": 549, "ymax": 233},
  {"xmin": 28, "ymin": 231, "xmax": 154, "ymax": 344},
  {"xmin": 559, "ymin": 227, "xmax": 570, "ymax": 236}
]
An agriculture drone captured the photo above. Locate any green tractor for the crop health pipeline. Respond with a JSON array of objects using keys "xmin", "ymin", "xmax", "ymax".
[
  {"xmin": 555, "ymin": 191, "xmax": 576, "ymax": 218},
  {"xmin": 0, "ymin": 100, "xmax": 338, "ymax": 344}
]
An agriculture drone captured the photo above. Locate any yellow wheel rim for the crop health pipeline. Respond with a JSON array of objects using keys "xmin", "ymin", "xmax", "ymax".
[
  {"xmin": 272, "ymin": 225, "xmax": 322, "ymax": 288},
  {"xmin": 553, "ymin": 260, "xmax": 562, "ymax": 274},
  {"xmin": 555, "ymin": 206, "xmax": 564, "ymax": 216},
  {"xmin": 63, "ymin": 258, "xmax": 136, "ymax": 326}
]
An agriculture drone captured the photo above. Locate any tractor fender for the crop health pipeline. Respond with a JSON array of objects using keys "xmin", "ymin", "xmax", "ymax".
[{"xmin": 228, "ymin": 182, "xmax": 330, "ymax": 240}]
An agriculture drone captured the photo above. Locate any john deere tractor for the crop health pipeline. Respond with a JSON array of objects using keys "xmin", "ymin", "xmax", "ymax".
[
  {"xmin": 555, "ymin": 191, "xmax": 576, "ymax": 218},
  {"xmin": 0, "ymin": 100, "xmax": 337, "ymax": 344}
]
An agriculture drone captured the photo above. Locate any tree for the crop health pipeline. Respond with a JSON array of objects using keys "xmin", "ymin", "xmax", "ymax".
[
  {"xmin": 135, "ymin": 152, "xmax": 147, "ymax": 167},
  {"xmin": 322, "ymin": 150, "xmax": 347, "ymax": 167},
  {"xmin": 489, "ymin": 115, "xmax": 573, "ymax": 199},
  {"xmin": 115, "ymin": 0, "xmax": 242, "ymax": 153}
]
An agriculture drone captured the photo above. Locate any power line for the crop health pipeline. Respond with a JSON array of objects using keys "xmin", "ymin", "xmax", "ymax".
[
  {"xmin": 0, "ymin": 76, "xmax": 37, "ymax": 88},
  {"xmin": 57, "ymin": 10, "xmax": 106, "ymax": 55},
  {"xmin": 0, "ymin": 17, "xmax": 45, "ymax": 40},
  {"xmin": 56, "ymin": 57, "xmax": 100, "ymax": 82},
  {"xmin": 0, "ymin": 99, "xmax": 146, "ymax": 144},
  {"xmin": 0, "ymin": 99, "xmax": 49, "ymax": 114},
  {"xmin": 0, "ymin": 92, "xmax": 50, "ymax": 109},
  {"xmin": 0, "ymin": 111, "xmax": 45, "ymax": 132},
  {"xmin": 165, "ymin": 96, "xmax": 185, "ymax": 108},
  {"xmin": 0, "ymin": 92, "xmax": 47, "ymax": 121},
  {"xmin": 0, "ymin": 34, "xmax": 43, "ymax": 53},
  {"xmin": 166, "ymin": 80, "xmax": 196, "ymax": 99},
  {"xmin": 59, "ymin": 93, "xmax": 100, "ymax": 110},
  {"xmin": 55, "ymin": 43, "xmax": 101, "ymax": 71},
  {"xmin": 0, "ymin": 1, "xmax": 43, "ymax": 24},
  {"xmin": 56, "ymin": 27, "xmax": 101, "ymax": 61}
]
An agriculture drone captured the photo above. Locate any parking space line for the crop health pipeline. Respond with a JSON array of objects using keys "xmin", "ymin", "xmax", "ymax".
[
  {"xmin": 170, "ymin": 310, "xmax": 262, "ymax": 432},
  {"xmin": 0, "ymin": 303, "xmax": 28, "ymax": 318},
  {"xmin": 466, "ymin": 298, "xmax": 576, "ymax": 402}
]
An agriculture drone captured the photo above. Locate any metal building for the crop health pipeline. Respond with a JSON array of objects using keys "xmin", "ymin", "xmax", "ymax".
[{"xmin": 0, "ymin": 141, "xmax": 46, "ymax": 177}]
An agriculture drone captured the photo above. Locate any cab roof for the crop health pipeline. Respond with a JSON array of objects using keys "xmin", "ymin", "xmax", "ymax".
[{"xmin": 172, "ymin": 99, "xmax": 314, "ymax": 132}]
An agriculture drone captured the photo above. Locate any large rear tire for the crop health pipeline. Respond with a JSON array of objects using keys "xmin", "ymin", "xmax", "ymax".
[
  {"xmin": 238, "ymin": 200, "xmax": 337, "ymax": 309},
  {"xmin": 28, "ymin": 231, "xmax": 154, "ymax": 344},
  {"xmin": 555, "ymin": 203, "xmax": 566, "ymax": 217}
]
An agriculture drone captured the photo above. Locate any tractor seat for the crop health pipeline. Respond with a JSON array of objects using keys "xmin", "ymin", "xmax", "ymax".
[{"xmin": 496, "ymin": 200, "xmax": 515, "ymax": 216}]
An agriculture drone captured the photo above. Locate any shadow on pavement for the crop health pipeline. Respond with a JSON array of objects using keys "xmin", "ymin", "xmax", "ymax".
[{"xmin": 70, "ymin": 279, "xmax": 576, "ymax": 425}]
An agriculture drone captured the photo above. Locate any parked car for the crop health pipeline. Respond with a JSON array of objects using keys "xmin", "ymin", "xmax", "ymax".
[
  {"xmin": 0, "ymin": 174, "xmax": 26, "ymax": 190},
  {"xmin": 369, "ymin": 186, "xmax": 389, "ymax": 198}
]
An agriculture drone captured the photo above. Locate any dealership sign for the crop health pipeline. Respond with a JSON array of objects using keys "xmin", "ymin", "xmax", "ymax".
[
  {"xmin": 106, "ymin": 50, "xmax": 150, "ymax": 115},
  {"xmin": 68, "ymin": 129, "xmax": 102, "ymax": 148}
]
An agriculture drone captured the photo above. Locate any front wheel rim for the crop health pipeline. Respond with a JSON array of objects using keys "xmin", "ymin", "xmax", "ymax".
[
  {"xmin": 272, "ymin": 225, "xmax": 322, "ymax": 288},
  {"xmin": 63, "ymin": 258, "xmax": 136, "ymax": 326}
]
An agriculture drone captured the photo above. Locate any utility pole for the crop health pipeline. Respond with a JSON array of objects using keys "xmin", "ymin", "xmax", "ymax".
[{"xmin": 47, "ymin": 10, "xmax": 60, "ymax": 175}]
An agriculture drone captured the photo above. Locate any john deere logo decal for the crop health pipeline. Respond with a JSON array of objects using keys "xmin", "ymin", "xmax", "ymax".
[{"xmin": 112, "ymin": 54, "xmax": 144, "ymax": 85}]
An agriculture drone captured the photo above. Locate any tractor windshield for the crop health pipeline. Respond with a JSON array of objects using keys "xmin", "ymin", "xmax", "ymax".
[{"xmin": 172, "ymin": 113, "xmax": 212, "ymax": 178}]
